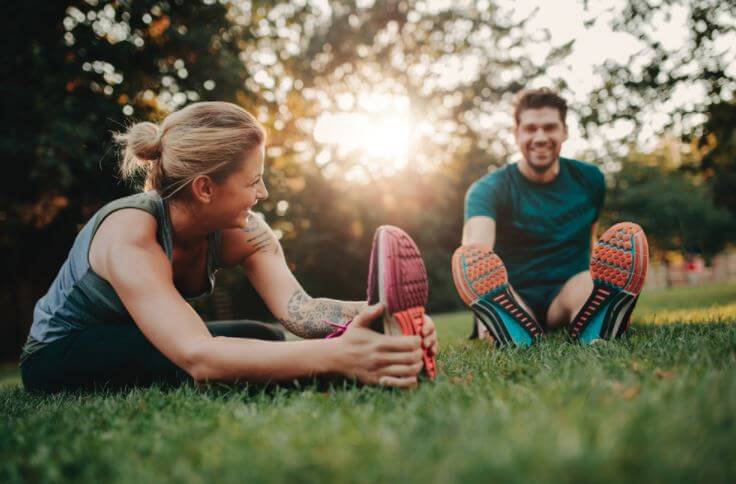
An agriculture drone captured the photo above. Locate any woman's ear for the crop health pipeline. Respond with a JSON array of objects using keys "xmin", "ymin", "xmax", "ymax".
[{"xmin": 190, "ymin": 175, "xmax": 215, "ymax": 204}]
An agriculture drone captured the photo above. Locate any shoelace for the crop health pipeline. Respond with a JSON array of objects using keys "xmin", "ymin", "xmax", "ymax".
[{"xmin": 324, "ymin": 319, "xmax": 353, "ymax": 339}]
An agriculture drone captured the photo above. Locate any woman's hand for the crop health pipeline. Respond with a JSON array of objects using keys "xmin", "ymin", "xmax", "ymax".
[
  {"xmin": 421, "ymin": 314, "xmax": 439, "ymax": 358},
  {"xmin": 335, "ymin": 303, "xmax": 423, "ymax": 388}
]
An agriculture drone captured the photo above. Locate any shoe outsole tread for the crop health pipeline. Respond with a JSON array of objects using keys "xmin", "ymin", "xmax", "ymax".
[
  {"xmin": 452, "ymin": 244, "xmax": 543, "ymax": 347},
  {"xmin": 569, "ymin": 222, "xmax": 649, "ymax": 342},
  {"xmin": 368, "ymin": 226, "xmax": 436, "ymax": 378}
]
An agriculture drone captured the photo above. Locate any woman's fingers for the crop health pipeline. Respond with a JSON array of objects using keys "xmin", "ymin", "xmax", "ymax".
[
  {"xmin": 351, "ymin": 303, "xmax": 385, "ymax": 328},
  {"xmin": 378, "ymin": 362, "xmax": 423, "ymax": 378},
  {"xmin": 420, "ymin": 315, "xmax": 438, "ymax": 356},
  {"xmin": 422, "ymin": 314, "xmax": 437, "ymax": 356},
  {"xmin": 421, "ymin": 316, "xmax": 435, "ymax": 336},
  {"xmin": 374, "ymin": 348, "xmax": 423, "ymax": 366},
  {"xmin": 378, "ymin": 375, "xmax": 418, "ymax": 388},
  {"xmin": 423, "ymin": 333, "xmax": 438, "ymax": 356},
  {"xmin": 377, "ymin": 334, "xmax": 421, "ymax": 352}
]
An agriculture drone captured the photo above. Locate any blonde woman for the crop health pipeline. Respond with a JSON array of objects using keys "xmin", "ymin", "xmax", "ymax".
[{"xmin": 21, "ymin": 102, "xmax": 437, "ymax": 393}]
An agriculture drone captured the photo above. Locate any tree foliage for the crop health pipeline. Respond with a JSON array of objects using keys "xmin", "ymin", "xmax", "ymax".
[
  {"xmin": 605, "ymin": 152, "xmax": 735, "ymax": 259},
  {"xmin": 1, "ymin": 0, "xmax": 260, "ymax": 358},
  {"xmin": 583, "ymin": 0, "xmax": 736, "ymax": 214},
  {"xmin": 1, "ymin": 0, "xmax": 572, "ymax": 359}
]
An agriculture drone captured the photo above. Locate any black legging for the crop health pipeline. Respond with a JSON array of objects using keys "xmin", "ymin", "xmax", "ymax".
[{"xmin": 21, "ymin": 320, "xmax": 285, "ymax": 393}]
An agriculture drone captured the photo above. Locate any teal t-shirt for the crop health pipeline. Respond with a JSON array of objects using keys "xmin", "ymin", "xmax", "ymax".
[{"xmin": 464, "ymin": 157, "xmax": 605, "ymax": 316}]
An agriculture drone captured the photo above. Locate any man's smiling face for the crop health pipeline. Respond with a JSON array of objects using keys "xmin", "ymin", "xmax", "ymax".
[{"xmin": 514, "ymin": 107, "xmax": 568, "ymax": 174}]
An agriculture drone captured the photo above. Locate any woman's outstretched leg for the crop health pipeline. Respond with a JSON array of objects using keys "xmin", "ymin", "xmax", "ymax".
[{"xmin": 22, "ymin": 320, "xmax": 284, "ymax": 393}]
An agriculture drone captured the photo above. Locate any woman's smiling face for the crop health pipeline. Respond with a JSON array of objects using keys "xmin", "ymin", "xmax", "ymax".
[{"xmin": 210, "ymin": 144, "xmax": 269, "ymax": 229}]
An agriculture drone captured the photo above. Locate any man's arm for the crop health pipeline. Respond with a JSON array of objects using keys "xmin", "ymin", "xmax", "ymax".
[
  {"xmin": 591, "ymin": 221, "xmax": 599, "ymax": 250},
  {"xmin": 462, "ymin": 215, "xmax": 497, "ymax": 248},
  {"xmin": 219, "ymin": 215, "xmax": 366, "ymax": 338}
]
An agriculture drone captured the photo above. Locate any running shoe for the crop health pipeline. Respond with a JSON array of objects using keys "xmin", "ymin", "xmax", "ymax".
[
  {"xmin": 367, "ymin": 225, "xmax": 437, "ymax": 378},
  {"xmin": 452, "ymin": 245, "xmax": 543, "ymax": 346},
  {"xmin": 569, "ymin": 222, "xmax": 649, "ymax": 344}
]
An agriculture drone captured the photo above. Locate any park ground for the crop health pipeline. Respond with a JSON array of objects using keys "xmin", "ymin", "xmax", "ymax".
[{"xmin": 2, "ymin": 282, "xmax": 736, "ymax": 483}]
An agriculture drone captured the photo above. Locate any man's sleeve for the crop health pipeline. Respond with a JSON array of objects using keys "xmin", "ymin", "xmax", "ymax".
[
  {"xmin": 592, "ymin": 166, "xmax": 606, "ymax": 222},
  {"xmin": 464, "ymin": 173, "xmax": 502, "ymax": 222}
]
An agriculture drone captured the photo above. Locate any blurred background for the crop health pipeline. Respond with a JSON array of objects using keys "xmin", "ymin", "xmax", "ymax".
[{"xmin": 2, "ymin": 0, "xmax": 735, "ymax": 361}]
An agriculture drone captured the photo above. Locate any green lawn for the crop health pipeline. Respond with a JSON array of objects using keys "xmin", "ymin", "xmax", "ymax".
[{"xmin": 3, "ymin": 283, "xmax": 736, "ymax": 483}]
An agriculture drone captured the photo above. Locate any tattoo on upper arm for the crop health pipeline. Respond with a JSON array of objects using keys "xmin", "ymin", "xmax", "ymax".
[
  {"xmin": 243, "ymin": 216, "xmax": 280, "ymax": 255},
  {"xmin": 278, "ymin": 288, "xmax": 363, "ymax": 338}
]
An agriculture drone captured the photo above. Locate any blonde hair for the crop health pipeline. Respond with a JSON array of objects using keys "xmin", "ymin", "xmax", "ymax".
[{"xmin": 115, "ymin": 102, "xmax": 265, "ymax": 198}]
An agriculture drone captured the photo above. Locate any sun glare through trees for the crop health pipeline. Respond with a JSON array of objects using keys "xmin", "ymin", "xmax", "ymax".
[{"xmin": 313, "ymin": 93, "xmax": 414, "ymax": 180}]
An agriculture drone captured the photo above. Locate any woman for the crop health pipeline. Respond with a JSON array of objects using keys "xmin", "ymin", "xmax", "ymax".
[{"xmin": 21, "ymin": 102, "xmax": 437, "ymax": 393}]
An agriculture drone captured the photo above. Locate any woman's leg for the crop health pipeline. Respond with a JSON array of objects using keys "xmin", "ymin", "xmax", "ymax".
[
  {"xmin": 205, "ymin": 320, "xmax": 285, "ymax": 341},
  {"xmin": 21, "ymin": 324, "xmax": 187, "ymax": 393},
  {"xmin": 22, "ymin": 320, "xmax": 285, "ymax": 393}
]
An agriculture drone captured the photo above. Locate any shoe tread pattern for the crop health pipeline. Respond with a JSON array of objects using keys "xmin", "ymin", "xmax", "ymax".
[
  {"xmin": 452, "ymin": 244, "xmax": 543, "ymax": 344},
  {"xmin": 569, "ymin": 222, "xmax": 649, "ymax": 340}
]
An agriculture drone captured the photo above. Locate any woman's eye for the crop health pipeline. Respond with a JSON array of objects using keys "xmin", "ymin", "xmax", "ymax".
[{"xmin": 251, "ymin": 178, "xmax": 261, "ymax": 186}]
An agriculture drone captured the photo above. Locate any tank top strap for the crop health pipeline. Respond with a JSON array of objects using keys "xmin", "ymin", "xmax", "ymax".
[
  {"xmin": 89, "ymin": 191, "xmax": 173, "ymax": 260},
  {"xmin": 208, "ymin": 228, "xmax": 222, "ymax": 271}
]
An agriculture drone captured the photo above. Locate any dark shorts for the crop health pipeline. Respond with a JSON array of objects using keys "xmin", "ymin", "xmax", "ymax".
[
  {"xmin": 516, "ymin": 284, "xmax": 565, "ymax": 329},
  {"xmin": 21, "ymin": 320, "xmax": 285, "ymax": 393},
  {"xmin": 470, "ymin": 283, "xmax": 564, "ymax": 338}
]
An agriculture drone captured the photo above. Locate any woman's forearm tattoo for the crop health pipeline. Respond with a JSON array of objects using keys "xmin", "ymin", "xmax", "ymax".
[{"xmin": 278, "ymin": 288, "xmax": 366, "ymax": 338}]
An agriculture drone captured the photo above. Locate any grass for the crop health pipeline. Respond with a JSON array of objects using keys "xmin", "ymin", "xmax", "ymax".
[{"xmin": 2, "ymin": 282, "xmax": 736, "ymax": 483}]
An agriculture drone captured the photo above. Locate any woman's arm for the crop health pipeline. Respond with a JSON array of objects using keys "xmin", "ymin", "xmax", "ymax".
[
  {"xmin": 278, "ymin": 288, "xmax": 366, "ymax": 338},
  {"xmin": 90, "ymin": 209, "xmax": 422, "ymax": 386},
  {"xmin": 219, "ymin": 215, "xmax": 367, "ymax": 338}
]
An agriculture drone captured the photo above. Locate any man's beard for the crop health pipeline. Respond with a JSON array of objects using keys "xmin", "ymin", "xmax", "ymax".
[{"xmin": 528, "ymin": 155, "xmax": 557, "ymax": 174}]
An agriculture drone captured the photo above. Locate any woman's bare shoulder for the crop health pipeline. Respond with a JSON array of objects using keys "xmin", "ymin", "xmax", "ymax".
[
  {"xmin": 97, "ymin": 208, "xmax": 158, "ymax": 244},
  {"xmin": 89, "ymin": 209, "xmax": 161, "ymax": 276}
]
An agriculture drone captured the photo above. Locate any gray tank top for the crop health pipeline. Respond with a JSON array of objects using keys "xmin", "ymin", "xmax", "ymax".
[{"xmin": 20, "ymin": 191, "xmax": 221, "ymax": 362}]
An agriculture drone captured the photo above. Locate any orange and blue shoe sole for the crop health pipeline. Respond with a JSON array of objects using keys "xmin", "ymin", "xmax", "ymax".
[
  {"xmin": 367, "ymin": 225, "xmax": 437, "ymax": 378},
  {"xmin": 569, "ymin": 222, "xmax": 649, "ymax": 344},
  {"xmin": 452, "ymin": 245, "xmax": 543, "ymax": 347}
]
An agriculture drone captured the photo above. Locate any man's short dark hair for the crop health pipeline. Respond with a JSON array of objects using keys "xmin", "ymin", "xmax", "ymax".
[{"xmin": 513, "ymin": 88, "xmax": 567, "ymax": 126}]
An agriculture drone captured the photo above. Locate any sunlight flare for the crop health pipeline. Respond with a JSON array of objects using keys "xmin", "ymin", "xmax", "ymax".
[{"xmin": 313, "ymin": 93, "xmax": 414, "ymax": 174}]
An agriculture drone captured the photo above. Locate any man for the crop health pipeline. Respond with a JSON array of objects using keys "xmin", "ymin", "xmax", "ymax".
[{"xmin": 452, "ymin": 88, "xmax": 648, "ymax": 345}]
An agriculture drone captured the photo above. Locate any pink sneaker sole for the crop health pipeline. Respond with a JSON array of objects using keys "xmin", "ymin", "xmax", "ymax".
[{"xmin": 367, "ymin": 226, "xmax": 436, "ymax": 378}]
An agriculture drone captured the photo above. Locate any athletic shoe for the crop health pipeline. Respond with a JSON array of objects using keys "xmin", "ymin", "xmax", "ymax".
[
  {"xmin": 568, "ymin": 222, "xmax": 649, "ymax": 344},
  {"xmin": 367, "ymin": 225, "xmax": 437, "ymax": 378},
  {"xmin": 452, "ymin": 245, "xmax": 543, "ymax": 346},
  {"xmin": 470, "ymin": 314, "xmax": 496, "ymax": 344}
]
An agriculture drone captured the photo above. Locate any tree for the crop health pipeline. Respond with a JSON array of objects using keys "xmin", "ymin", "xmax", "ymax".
[
  {"xmin": 582, "ymin": 0, "xmax": 736, "ymax": 214},
  {"xmin": 1, "ymin": 0, "xmax": 572, "ymax": 359},
  {"xmin": 235, "ymin": 0, "xmax": 573, "ymax": 310},
  {"xmin": 603, "ymin": 142, "xmax": 736, "ymax": 259},
  {"xmin": 0, "ymin": 0, "xmax": 261, "ymax": 360}
]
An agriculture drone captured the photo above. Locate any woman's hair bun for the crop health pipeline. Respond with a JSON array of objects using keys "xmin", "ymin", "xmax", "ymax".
[
  {"xmin": 115, "ymin": 121, "xmax": 163, "ymax": 185},
  {"xmin": 124, "ymin": 122, "xmax": 162, "ymax": 161}
]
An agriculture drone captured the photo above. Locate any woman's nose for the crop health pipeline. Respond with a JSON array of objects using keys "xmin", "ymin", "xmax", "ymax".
[{"xmin": 258, "ymin": 182, "xmax": 269, "ymax": 200}]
